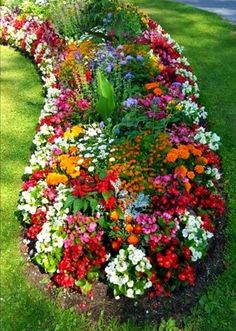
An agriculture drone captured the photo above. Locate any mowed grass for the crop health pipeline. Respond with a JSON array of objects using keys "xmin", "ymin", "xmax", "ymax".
[{"xmin": 1, "ymin": 0, "xmax": 236, "ymax": 329}]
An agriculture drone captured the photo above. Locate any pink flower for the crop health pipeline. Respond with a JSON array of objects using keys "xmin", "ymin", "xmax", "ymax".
[{"xmin": 87, "ymin": 222, "xmax": 97, "ymax": 233}]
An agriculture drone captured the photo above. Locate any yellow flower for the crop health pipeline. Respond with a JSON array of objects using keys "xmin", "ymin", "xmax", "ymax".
[
  {"xmin": 176, "ymin": 104, "xmax": 183, "ymax": 111},
  {"xmin": 64, "ymin": 125, "xmax": 84, "ymax": 139},
  {"xmin": 58, "ymin": 154, "xmax": 82, "ymax": 178},
  {"xmin": 71, "ymin": 125, "xmax": 84, "ymax": 136},
  {"xmin": 46, "ymin": 173, "xmax": 68, "ymax": 186}
]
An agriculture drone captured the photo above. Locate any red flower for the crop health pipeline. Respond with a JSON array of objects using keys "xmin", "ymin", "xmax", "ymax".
[
  {"xmin": 54, "ymin": 273, "xmax": 74, "ymax": 288},
  {"xmin": 101, "ymin": 196, "xmax": 116, "ymax": 210},
  {"xmin": 26, "ymin": 224, "xmax": 42, "ymax": 240},
  {"xmin": 22, "ymin": 179, "xmax": 37, "ymax": 191}
]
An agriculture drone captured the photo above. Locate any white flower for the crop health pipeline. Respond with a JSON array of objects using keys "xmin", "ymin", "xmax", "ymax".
[{"xmin": 127, "ymin": 289, "xmax": 134, "ymax": 298}]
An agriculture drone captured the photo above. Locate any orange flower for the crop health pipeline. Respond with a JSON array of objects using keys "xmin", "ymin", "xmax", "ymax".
[
  {"xmin": 196, "ymin": 157, "xmax": 208, "ymax": 165},
  {"xmin": 58, "ymin": 154, "xmax": 81, "ymax": 178},
  {"xmin": 110, "ymin": 210, "xmax": 119, "ymax": 221},
  {"xmin": 125, "ymin": 224, "xmax": 134, "ymax": 233},
  {"xmin": 188, "ymin": 145, "xmax": 202, "ymax": 157},
  {"xmin": 127, "ymin": 234, "xmax": 139, "ymax": 245},
  {"xmin": 187, "ymin": 171, "xmax": 195, "ymax": 180},
  {"xmin": 46, "ymin": 173, "xmax": 68, "ymax": 186},
  {"xmin": 145, "ymin": 82, "xmax": 159, "ymax": 90},
  {"xmin": 194, "ymin": 165, "xmax": 205, "ymax": 174},
  {"xmin": 175, "ymin": 165, "xmax": 188, "ymax": 177},
  {"xmin": 178, "ymin": 145, "xmax": 190, "ymax": 159},
  {"xmin": 153, "ymin": 87, "xmax": 163, "ymax": 96},
  {"xmin": 125, "ymin": 215, "xmax": 133, "ymax": 223},
  {"xmin": 165, "ymin": 148, "xmax": 178, "ymax": 163},
  {"xmin": 185, "ymin": 182, "xmax": 192, "ymax": 192}
]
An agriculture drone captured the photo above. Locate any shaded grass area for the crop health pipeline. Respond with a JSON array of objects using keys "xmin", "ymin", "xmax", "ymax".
[{"xmin": 1, "ymin": 0, "xmax": 236, "ymax": 329}]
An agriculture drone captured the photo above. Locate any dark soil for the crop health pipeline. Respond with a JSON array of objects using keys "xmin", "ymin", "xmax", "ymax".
[{"xmin": 20, "ymin": 213, "xmax": 227, "ymax": 326}]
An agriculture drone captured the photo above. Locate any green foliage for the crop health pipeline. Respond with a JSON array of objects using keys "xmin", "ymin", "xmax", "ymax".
[
  {"xmin": 158, "ymin": 318, "xmax": 183, "ymax": 331},
  {"xmin": 48, "ymin": 0, "xmax": 82, "ymax": 40},
  {"xmin": 4, "ymin": 0, "xmax": 49, "ymax": 17},
  {"xmin": 48, "ymin": 0, "xmax": 146, "ymax": 41},
  {"xmin": 96, "ymin": 69, "xmax": 117, "ymax": 122},
  {"xmin": 65, "ymin": 194, "xmax": 99, "ymax": 215},
  {"xmin": 3, "ymin": 0, "xmax": 23, "ymax": 7}
]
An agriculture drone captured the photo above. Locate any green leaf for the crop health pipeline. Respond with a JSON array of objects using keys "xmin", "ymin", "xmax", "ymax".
[
  {"xmin": 75, "ymin": 279, "xmax": 92, "ymax": 295},
  {"xmin": 83, "ymin": 199, "xmax": 89, "ymax": 212},
  {"xmin": 89, "ymin": 198, "xmax": 98, "ymax": 213},
  {"xmin": 44, "ymin": 256, "xmax": 57, "ymax": 273},
  {"xmin": 102, "ymin": 191, "xmax": 111, "ymax": 202},
  {"xmin": 96, "ymin": 69, "xmax": 116, "ymax": 121},
  {"xmin": 75, "ymin": 279, "xmax": 86, "ymax": 287},
  {"xmin": 73, "ymin": 198, "xmax": 83, "ymax": 213},
  {"xmin": 64, "ymin": 195, "xmax": 75, "ymax": 209},
  {"xmin": 87, "ymin": 271, "xmax": 98, "ymax": 282},
  {"xmin": 99, "ymin": 169, "xmax": 107, "ymax": 179},
  {"xmin": 98, "ymin": 216, "xmax": 109, "ymax": 229}
]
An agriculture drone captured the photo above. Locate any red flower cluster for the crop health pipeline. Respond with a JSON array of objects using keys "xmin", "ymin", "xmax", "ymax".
[
  {"xmin": 54, "ymin": 213, "xmax": 107, "ymax": 292},
  {"xmin": 26, "ymin": 209, "xmax": 47, "ymax": 240}
]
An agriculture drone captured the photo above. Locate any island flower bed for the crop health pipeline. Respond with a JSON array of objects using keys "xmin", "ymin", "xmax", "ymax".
[{"xmin": 1, "ymin": 0, "xmax": 225, "ymax": 302}]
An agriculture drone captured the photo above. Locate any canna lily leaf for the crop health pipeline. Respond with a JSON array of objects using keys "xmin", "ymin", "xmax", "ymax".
[{"xmin": 96, "ymin": 69, "xmax": 116, "ymax": 121}]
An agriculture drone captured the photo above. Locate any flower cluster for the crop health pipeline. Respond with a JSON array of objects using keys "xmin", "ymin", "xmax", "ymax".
[
  {"xmin": 105, "ymin": 245, "xmax": 152, "ymax": 299},
  {"xmin": 54, "ymin": 212, "xmax": 107, "ymax": 294},
  {"xmin": 1, "ymin": 0, "xmax": 225, "ymax": 301}
]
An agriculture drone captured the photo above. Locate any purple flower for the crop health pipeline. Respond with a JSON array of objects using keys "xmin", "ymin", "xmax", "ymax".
[
  {"xmin": 123, "ymin": 97, "xmax": 138, "ymax": 108},
  {"xmin": 126, "ymin": 55, "xmax": 133, "ymax": 61},
  {"xmin": 74, "ymin": 51, "xmax": 82, "ymax": 61},
  {"xmin": 136, "ymin": 55, "xmax": 143, "ymax": 62},
  {"xmin": 120, "ymin": 60, "xmax": 127, "ymax": 66},
  {"xmin": 124, "ymin": 72, "xmax": 133, "ymax": 79},
  {"xmin": 106, "ymin": 63, "xmax": 113, "ymax": 73},
  {"xmin": 99, "ymin": 121, "xmax": 105, "ymax": 129}
]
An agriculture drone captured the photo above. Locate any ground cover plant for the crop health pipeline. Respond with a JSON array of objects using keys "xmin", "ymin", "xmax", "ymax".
[{"xmin": 1, "ymin": 0, "xmax": 235, "ymax": 330}]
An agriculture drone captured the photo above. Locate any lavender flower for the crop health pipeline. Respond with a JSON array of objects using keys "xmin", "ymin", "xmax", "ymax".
[
  {"xmin": 136, "ymin": 55, "xmax": 143, "ymax": 62},
  {"xmin": 123, "ymin": 97, "xmax": 138, "ymax": 108}
]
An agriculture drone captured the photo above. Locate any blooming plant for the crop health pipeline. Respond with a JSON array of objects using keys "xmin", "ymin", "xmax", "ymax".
[{"xmin": 1, "ymin": 0, "xmax": 225, "ymax": 301}]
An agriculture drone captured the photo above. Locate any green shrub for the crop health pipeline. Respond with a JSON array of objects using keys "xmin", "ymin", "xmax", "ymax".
[{"xmin": 48, "ymin": 0, "xmax": 146, "ymax": 42}]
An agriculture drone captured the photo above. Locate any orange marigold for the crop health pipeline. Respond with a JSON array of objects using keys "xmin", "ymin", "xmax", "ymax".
[
  {"xmin": 165, "ymin": 148, "xmax": 178, "ymax": 162},
  {"xmin": 194, "ymin": 165, "xmax": 205, "ymax": 174},
  {"xmin": 175, "ymin": 165, "xmax": 188, "ymax": 177},
  {"xmin": 178, "ymin": 145, "xmax": 190, "ymax": 159},
  {"xmin": 187, "ymin": 171, "xmax": 195, "ymax": 180}
]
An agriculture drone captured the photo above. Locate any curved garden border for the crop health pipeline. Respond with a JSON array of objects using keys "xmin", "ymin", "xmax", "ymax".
[{"xmin": 0, "ymin": 1, "xmax": 227, "ymax": 324}]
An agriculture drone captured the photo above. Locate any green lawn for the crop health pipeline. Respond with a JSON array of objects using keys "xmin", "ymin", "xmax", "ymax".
[{"xmin": 1, "ymin": 1, "xmax": 236, "ymax": 330}]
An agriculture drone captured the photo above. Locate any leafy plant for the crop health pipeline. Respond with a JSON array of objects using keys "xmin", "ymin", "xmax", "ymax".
[{"xmin": 96, "ymin": 69, "xmax": 117, "ymax": 122}]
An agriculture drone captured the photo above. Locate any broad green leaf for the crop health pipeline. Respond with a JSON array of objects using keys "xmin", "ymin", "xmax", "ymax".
[
  {"xmin": 73, "ymin": 198, "xmax": 83, "ymax": 213},
  {"xmin": 96, "ymin": 69, "xmax": 116, "ymax": 121},
  {"xmin": 64, "ymin": 195, "xmax": 75, "ymax": 209}
]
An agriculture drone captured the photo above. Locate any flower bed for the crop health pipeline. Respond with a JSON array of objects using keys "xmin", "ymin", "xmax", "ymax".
[{"xmin": 1, "ymin": 0, "xmax": 225, "ymax": 303}]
